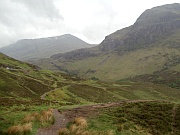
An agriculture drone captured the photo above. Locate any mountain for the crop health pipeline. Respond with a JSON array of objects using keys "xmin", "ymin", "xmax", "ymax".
[
  {"xmin": 34, "ymin": 3, "xmax": 180, "ymax": 81},
  {"xmin": 1, "ymin": 3, "xmax": 180, "ymax": 135},
  {"xmin": 0, "ymin": 34, "xmax": 94, "ymax": 61},
  {"xmin": 1, "ymin": 53, "xmax": 180, "ymax": 134}
]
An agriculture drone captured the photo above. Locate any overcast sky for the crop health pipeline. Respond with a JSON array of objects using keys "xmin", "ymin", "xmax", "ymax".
[{"xmin": 0, "ymin": 0, "xmax": 179, "ymax": 48}]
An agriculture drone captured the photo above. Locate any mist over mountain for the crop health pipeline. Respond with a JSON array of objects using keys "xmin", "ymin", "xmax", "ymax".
[
  {"xmin": 0, "ymin": 34, "xmax": 94, "ymax": 61},
  {"xmin": 35, "ymin": 3, "xmax": 180, "ymax": 81},
  {"xmin": 1, "ymin": 3, "xmax": 180, "ymax": 135}
]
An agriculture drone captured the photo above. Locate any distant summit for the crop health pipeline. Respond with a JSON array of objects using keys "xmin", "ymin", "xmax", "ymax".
[
  {"xmin": 37, "ymin": 3, "xmax": 180, "ymax": 81},
  {"xmin": 99, "ymin": 3, "xmax": 180, "ymax": 52},
  {"xmin": 0, "ymin": 34, "xmax": 93, "ymax": 61}
]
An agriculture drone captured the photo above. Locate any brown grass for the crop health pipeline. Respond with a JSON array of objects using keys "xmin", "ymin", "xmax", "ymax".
[
  {"xmin": 38, "ymin": 109, "xmax": 53, "ymax": 125},
  {"xmin": 31, "ymin": 112, "xmax": 39, "ymax": 117},
  {"xmin": 69, "ymin": 124, "xmax": 78, "ymax": 133},
  {"xmin": 22, "ymin": 114, "xmax": 35, "ymax": 123},
  {"xmin": 59, "ymin": 117, "xmax": 114, "ymax": 135},
  {"xmin": 59, "ymin": 128, "xmax": 69, "ymax": 135},
  {"xmin": 48, "ymin": 108, "xmax": 53, "ymax": 113},
  {"xmin": 22, "ymin": 123, "xmax": 32, "ymax": 133},
  {"xmin": 7, "ymin": 123, "xmax": 32, "ymax": 135},
  {"xmin": 74, "ymin": 117, "xmax": 87, "ymax": 128},
  {"xmin": 7, "ymin": 108, "xmax": 54, "ymax": 134},
  {"xmin": 7, "ymin": 125, "xmax": 23, "ymax": 134}
]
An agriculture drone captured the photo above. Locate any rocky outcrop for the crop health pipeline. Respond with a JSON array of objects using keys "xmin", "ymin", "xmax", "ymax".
[
  {"xmin": 51, "ymin": 48, "xmax": 99, "ymax": 61},
  {"xmin": 99, "ymin": 3, "xmax": 180, "ymax": 52}
]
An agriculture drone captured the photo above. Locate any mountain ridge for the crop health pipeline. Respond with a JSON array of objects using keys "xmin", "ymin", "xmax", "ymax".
[
  {"xmin": 34, "ymin": 3, "xmax": 180, "ymax": 81},
  {"xmin": 0, "ymin": 34, "xmax": 95, "ymax": 61}
]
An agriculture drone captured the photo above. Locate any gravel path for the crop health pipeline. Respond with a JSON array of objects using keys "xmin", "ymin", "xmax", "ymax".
[{"xmin": 36, "ymin": 109, "xmax": 68, "ymax": 135}]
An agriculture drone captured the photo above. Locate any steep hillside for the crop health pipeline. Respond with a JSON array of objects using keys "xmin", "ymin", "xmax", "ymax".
[
  {"xmin": 129, "ymin": 70, "xmax": 180, "ymax": 89},
  {"xmin": 1, "ymin": 52, "xmax": 180, "ymax": 134},
  {"xmin": 1, "ymin": 52, "xmax": 180, "ymax": 104},
  {"xmin": 1, "ymin": 3, "xmax": 180, "ymax": 134},
  {"xmin": 0, "ymin": 34, "xmax": 94, "ymax": 61},
  {"xmin": 34, "ymin": 3, "xmax": 180, "ymax": 81},
  {"xmin": 99, "ymin": 3, "xmax": 180, "ymax": 52}
]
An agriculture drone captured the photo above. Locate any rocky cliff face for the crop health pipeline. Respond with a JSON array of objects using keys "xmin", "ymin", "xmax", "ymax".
[
  {"xmin": 51, "ymin": 48, "xmax": 99, "ymax": 60},
  {"xmin": 46, "ymin": 4, "xmax": 180, "ymax": 61},
  {"xmin": 99, "ymin": 3, "xmax": 180, "ymax": 52},
  {"xmin": 32, "ymin": 4, "xmax": 180, "ymax": 81}
]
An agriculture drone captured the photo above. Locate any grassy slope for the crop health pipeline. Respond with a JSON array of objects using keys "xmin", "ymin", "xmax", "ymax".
[
  {"xmin": 35, "ymin": 17, "xmax": 180, "ymax": 82},
  {"xmin": 2, "ymin": 53, "xmax": 179, "ymax": 104},
  {"xmin": 87, "ymin": 102, "xmax": 180, "ymax": 135},
  {"xmin": 0, "ymin": 34, "xmax": 93, "ymax": 61},
  {"xmin": 1, "ymin": 53, "xmax": 180, "ymax": 134},
  {"xmin": 130, "ymin": 70, "xmax": 180, "ymax": 89},
  {"xmin": 51, "ymin": 45, "xmax": 179, "ymax": 81},
  {"xmin": 0, "ymin": 53, "xmax": 80, "ymax": 134}
]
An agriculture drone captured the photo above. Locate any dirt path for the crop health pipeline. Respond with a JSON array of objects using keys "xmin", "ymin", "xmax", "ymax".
[
  {"xmin": 41, "ymin": 88, "xmax": 59, "ymax": 100},
  {"xmin": 36, "ymin": 109, "xmax": 69, "ymax": 135},
  {"xmin": 36, "ymin": 100, "xmax": 161, "ymax": 135}
]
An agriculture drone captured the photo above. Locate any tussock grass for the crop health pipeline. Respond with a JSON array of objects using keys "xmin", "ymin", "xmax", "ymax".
[
  {"xmin": 22, "ymin": 114, "xmax": 35, "ymax": 123},
  {"xmin": 7, "ymin": 123, "xmax": 32, "ymax": 135},
  {"xmin": 31, "ymin": 112, "xmax": 39, "ymax": 117},
  {"xmin": 59, "ymin": 117, "xmax": 115, "ymax": 135},
  {"xmin": 6, "ymin": 108, "xmax": 54, "ymax": 134},
  {"xmin": 74, "ymin": 117, "xmax": 88, "ymax": 128},
  {"xmin": 7, "ymin": 125, "xmax": 23, "ymax": 135},
  {"xmin": 59, "ymin": 128, "xmax": 70, "ymax": 135},
  {"xmin": 38, "ymin": 109, "xmax": 54, "ymax": 125},
  {"xmin": 22, "ymin": 123, "xmax": 32, "ymax": 134}
]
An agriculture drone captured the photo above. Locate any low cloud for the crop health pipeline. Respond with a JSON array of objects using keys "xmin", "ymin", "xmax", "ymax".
[
  {"xmin": 0, "ymin": 0, "xmax": 64, "ymax": 48},
  {"xmin": 13, "ymin": 0, "xmax": 63, "ymax": 20},
  {"xmin": 0, "ymin": 0, "xmax": 178, "ymax": 48}
]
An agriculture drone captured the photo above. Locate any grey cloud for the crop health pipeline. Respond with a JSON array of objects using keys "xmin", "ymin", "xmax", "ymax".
[
  {"xmin": 98, "ymin": 0, "xmax": 117, "ymax": 19},
  {"xmin": 82, "ymin": 25, "xmax": 110, "ymax": 43},
  {"xmin": 12, "ymin": 0, "xmax": 64, "ymax": 20},
  {"xmin": 0, "ymin": 0, "xmax": 65, "ymax": 48}
]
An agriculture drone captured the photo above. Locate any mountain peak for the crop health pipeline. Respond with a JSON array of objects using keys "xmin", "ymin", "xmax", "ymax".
[
  {"xmin": 135, "ymin": 3, "xmax": 180, "ymax": 26},
  {"xmin": 29, "ymin": 3, "xmax": 180, "ymax": 82},
  {"xmin": 0, "ymin": 34, "xmax": 93, "ymax": 60},
  {"xmin": 99, "ymin": 3, "xmax": 180, "ymax": 52}
]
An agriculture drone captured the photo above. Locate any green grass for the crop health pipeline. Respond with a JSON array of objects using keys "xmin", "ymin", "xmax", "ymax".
[
  {"xmin": 45, "ymin": 81, "xmax": 180, "ymax": 104},
  {"xmin": 87, "ymin": 102, "xmax": 180, "ymax": 135},
  {"xmin": 45, "ymin": 86, "xmax": 91, "ymax": 105},
  {"xmin": 38, "ymin": 45, "xmax": 180, "ymax": 81},
  {"xmin": 1, "ymin": 52, "xmax": 180, "ymax": 135},
  {"xmin": 67, "ymin": 84, "xmax": 122, "ymax": 103},
  {"xmin": 131, "ymin": 70, "xmax": 180, "ymax": 89},
  {"xmin": 0, "ymin": 99, "xmax": 59, "ymax": 135}
]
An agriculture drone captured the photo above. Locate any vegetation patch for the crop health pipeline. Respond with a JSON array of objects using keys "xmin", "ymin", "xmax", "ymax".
[
  {"xmin": 59, "ymin": 117, "xmax": 115, "ymax": 135},
  {"xmin": 68, "ymin": 84, "xmax": 121, "ymax": 103},
  {"xmin": 87, "ymin": 102, "xmax": 179, "ymax": 135},
  {"xmin": 0, "ymin": 107, "xmax": 55, "ymax": 135}
]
